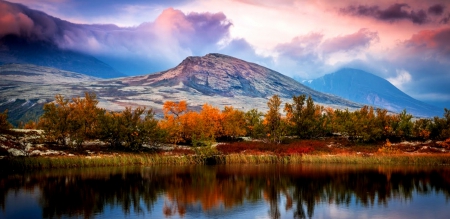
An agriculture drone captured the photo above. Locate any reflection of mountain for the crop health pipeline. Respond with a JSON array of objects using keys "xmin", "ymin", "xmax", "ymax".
[
  {"xmin": 303, "ymin": 68, "xmax": 443, "ymax": 118},
  {"xmin": 1, "ymin": 165, "xmax": 449, "ymax": 218}
]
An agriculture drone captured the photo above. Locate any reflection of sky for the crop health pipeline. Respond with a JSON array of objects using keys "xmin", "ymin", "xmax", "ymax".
[
  {"xmin": 313, "ymin": 193, "xmax": 449, "ymax": 219},
  {"xmin": 1, "ymin": 184, "xmax": 450, "ymax": 218},
  {"xmin": 1, "ymin": 187, "xmax": 42, "ymax": 219}
]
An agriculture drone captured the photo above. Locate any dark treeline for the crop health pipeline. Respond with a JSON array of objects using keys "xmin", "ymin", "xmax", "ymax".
[{"xmin": 1, "ymin": 92, "xmax": 449, "ymax": 149}]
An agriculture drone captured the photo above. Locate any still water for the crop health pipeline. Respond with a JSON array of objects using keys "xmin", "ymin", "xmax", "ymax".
[{"xmin": 1, "ymin": 164, "xmax": 449, "ymax": 219}]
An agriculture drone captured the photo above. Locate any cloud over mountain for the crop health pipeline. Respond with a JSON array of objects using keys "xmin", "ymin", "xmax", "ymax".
[{"xmin": 0, "ymin": 1, "xmax": 234, "ymax": 74}]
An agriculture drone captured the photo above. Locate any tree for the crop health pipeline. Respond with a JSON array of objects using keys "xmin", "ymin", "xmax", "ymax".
[
  {"xmin": 39, "ymin": 92, "xmax": 103, "ymax": 147},
  {"xmin": 68, "ymin": 92, "xmax": 103, "ymax": 146},
  {"xmin": 284, "ymin": 95, "xmax": 306, "ymax": 137},
  {"xmin": 122, "ymin": 107, "xmax": 163, "ymax": 150},
  {"xmin": 264, "ymin": 95, "xmax": 285, "ymax": 143},
  {"xmin": 98, "ymin": 111, "xmax": 125, "ymax": 148},
  {"xmin": 244, "ymin": 109, "xmax": 264, "ymax": 139},
  {"xmin": 396, "ymin": 109, "xmax": 413, "ymax": 139},
  {"xmin": 412, "ymin": 118, "xmax": 432, "ymax": 140},
  {"xmin": 160, "ymin": 101, "xmax": 188, "ymax": 144},
  {"xmin": 98, "ymin": 107, "xmax": 164, "ymax": 150},
  {"xmin": 0, "ymin": 110, "xmax": 12, "ymax": 133},
  {"xmin": 39, "ymin": 94, "xmax": 71, "ymax": 146},
  {"xmin": 221, "ymin": 106, "xmax": 246, "ymax": 139}
]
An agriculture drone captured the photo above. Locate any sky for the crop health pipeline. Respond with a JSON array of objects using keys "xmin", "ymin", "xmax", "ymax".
[{"xmin": 1, "ymin": 0, "xmax": 450, "ymax": 109}]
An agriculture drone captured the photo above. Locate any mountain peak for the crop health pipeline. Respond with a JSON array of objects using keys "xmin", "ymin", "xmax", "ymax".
[
  {"xmin": 119, "ymin": 54, "xmax": 360, "ymax": 108},
  {"xmin": 304, "ymin": 68, "xmax": 442, "ymax": 117}
]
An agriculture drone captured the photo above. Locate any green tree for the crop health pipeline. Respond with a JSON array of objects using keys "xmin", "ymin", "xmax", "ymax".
[
  {"xmin": 244, "ymin": 109, "xmax": 264, "ymax": 139},
  {"xmin": 264, "ymin": 95, "xmax": 285, "ymax": 143},
  {"xmin": 98, "ymin": 107, "xmax": 164, "ymax": 150},
  {"xmin": 396, "ymin": 109, "xmax": 413, "ymax": 139},
  {"xmin": 98, "ymin": 111, "xmax": 125, "ymax": 148},
  {"xmin": 284, "ymin": 95, "xmax": 306, "ymax": 137}
]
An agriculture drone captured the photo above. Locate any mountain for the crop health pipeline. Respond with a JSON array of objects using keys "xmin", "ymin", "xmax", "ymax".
[
  {"xmin": 0, "ymin": 35, "xmax": 125, "ymax": 78},
  {"xmin": 303, "ymin": 68, "xmax": 443, "ymax": 118},
  {"xmin": 0, "ymin": 63, "xmax": 99, "ymax": 84},
  {"xmin": 110, "ymin": 53, "xmax": 360, "ymax": 105},
  {"xmin": 1, "ymin": 54, "xmax": 362, "ymax": 125},
  {"xmin": 0, "ymin": 64, "xmax": 100, "ymax": 126}
]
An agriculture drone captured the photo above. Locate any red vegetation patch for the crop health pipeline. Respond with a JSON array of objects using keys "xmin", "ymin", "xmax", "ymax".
[{"xmin": 216, "ymin": 140, "xmax": 326, "ymax": 155}]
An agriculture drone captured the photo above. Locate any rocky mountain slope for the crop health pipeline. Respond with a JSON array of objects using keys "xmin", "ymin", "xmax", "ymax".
[
  {"xmin": 303, "ymin": 68, "xmax": 443, "ymax": 117},
  {"xmin": 0, "ymin": 63, "xmax": 99, "ymax": 84},
  {"xmin": 1, "ymin": 54, "xmax": 362, "ymax": 125},
  {"xmin": 109, "ymin": 53, "xmax": 360, "ymax": 105},
  {"xmin": 0, "ymin": 64, "xmax": 100, "ymax": 126}
]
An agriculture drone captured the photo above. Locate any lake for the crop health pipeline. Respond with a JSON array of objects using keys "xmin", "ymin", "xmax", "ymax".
[{"xmin": 1, "ymin": 164, "xmax": 449, "ymax": 219}]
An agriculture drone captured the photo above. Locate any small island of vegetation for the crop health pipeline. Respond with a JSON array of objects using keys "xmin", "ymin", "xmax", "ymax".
[{"xmin": 1, "ymin": 92, "xmax": 450, "ymax": 170}]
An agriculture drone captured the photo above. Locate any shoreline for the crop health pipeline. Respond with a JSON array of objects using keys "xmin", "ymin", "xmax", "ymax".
[{"xmin": 2, "ymin": 153, "xmax": 450, "ymax": 172}]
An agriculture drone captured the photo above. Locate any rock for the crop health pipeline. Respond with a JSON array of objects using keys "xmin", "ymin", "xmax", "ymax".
[{"xmin": 8, "ymin": 148, "xmax": 25, "ymax": 156}]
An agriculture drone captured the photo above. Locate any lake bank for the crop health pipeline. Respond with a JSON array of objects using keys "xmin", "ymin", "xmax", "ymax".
[
  {"xmin": 2, "ymin": 153, "xmax": 450, "ymax": 171},
  {"xmin": 2, "ymin": 129, "xmax": 450, "ymax": 171}
]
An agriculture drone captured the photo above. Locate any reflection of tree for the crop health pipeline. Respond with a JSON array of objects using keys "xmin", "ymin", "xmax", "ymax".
[{"xmin": 1, "ymin": 165, "xmax": 450, "ymax": 218}]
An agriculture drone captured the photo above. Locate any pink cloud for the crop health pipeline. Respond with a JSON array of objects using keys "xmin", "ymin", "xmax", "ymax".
[
  {"xmin": 403, "ymin": 27, "xmax": 450, "ymax": 60},
  {"xmin": 321, "ymin": 28, "xmax": 379, "ymax": 54},
  {"xmin": 275, "ymin": 32, "xmax": 323, "ymax": 60}
]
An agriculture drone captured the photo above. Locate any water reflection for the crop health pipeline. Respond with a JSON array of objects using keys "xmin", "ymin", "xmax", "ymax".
[{"xmin": 1, "ymin": 164, "xmax": 450, "ymax": 218}]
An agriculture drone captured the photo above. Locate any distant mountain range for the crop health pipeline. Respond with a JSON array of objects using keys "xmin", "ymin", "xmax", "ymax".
[{"xmin": 302, "ymin": 68, "xmax": 443, "ymax": 118}]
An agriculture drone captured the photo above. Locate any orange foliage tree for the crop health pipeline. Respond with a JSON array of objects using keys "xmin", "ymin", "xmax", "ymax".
[{"xmin": 160, "ymin": 101, "xmax": 188, "ymax": 144}]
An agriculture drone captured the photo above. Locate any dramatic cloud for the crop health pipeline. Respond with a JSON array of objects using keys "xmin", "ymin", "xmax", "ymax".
[
  {"xmin": 0, "ymin": 1, "xmax": 233, "ymax": 74},
  {"xmin": 321, "ymin": 28, "xmax": 379, "ymax": 54},
  {"xmin": 340, "ymin": 3, "xmax": 429, "ymax": 24},
  {"xmin": 402, "ymin": 27, "xmax": 450, "ymax": 62},
  {"xmin": 428, "ymin": 4, "xmax": 445, "ymax": 16}
]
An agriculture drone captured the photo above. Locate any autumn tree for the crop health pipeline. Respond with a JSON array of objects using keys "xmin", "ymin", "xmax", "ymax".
[
  {"xmin": 67, "ymin": 93, "xmax": 103, "ymax": 146},
  {"xmin": 39, "ymin": 94, "xmax": 71, "ymax": 145},
  {"xmin": 219, "ymin": 106, "xmax": 246, "ymax": 140},
  {"xmin": 160, "ymin": 101, "xmax": 188, "ymax": 144},
  {"xmin": 0, "ymin": 110, "xmax": 12, "ymax": 133},
  {"xmin": 412, "ymin": 118, "xmax": 432, "ymax": 140},
  {"xmin": 199, "ymin": 103, "xmax": 222, "ymax": 142}
]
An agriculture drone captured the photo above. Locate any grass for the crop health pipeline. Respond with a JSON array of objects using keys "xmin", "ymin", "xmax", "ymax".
[{"xmin": 2, "ymin": 153, "xmax": 450, "ymax": 172}]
